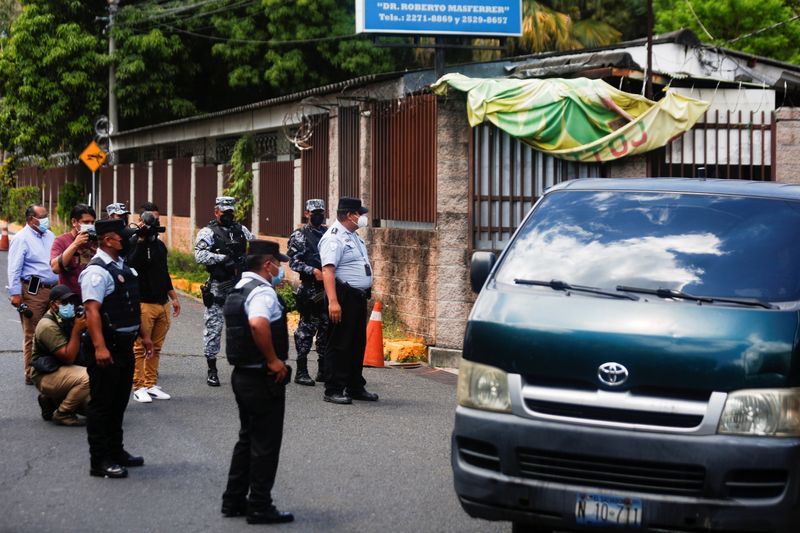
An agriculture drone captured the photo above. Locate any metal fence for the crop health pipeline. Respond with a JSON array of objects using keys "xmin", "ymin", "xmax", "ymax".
[
  {"xmin": 171, "ymin": 158, "xmax": 191, "ymax": 216},
  {"xmin": 370, "ymin": 93, "xmax": 437, "ymax": 224},
  {"xmin": 338, "ymin": 105, "xmax": 360, "ymax": 198},
  {"xmin": 650, "ymin": 110, "xmax": 776, "ymax": 180},
  {"xmin": 471, "ymin": 124, "xmax": 603, "ymax": 252},
  {"xmin": 300, "ymin": 114, "xmax": 330, "ymax": 206},
  {"xmin": 259, "ymin": 161, "xmax": 294, "ymax": 236},
  {"xmin": 152, "ymin": 160, "xmax": 168, "ymax": 211},
  {"xmin": 195, "ymin": 165, "xmax": 217, "ymax": 227}
]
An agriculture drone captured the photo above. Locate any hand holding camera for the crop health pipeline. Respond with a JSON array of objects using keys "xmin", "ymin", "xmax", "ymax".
[{"xmin": 16, "ymin": 302, "xmax": 33, "ymax": 318}]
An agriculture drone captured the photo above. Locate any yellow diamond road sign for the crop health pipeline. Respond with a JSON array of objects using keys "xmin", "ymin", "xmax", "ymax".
[{"xmin": 79, "ymin": 141, "xmax": 106, "ymax": 173}]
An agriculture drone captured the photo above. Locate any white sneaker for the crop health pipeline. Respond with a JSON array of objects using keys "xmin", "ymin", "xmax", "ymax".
[
  {"xmin": 147, "ymin": 385, "xmax": 171, "ymax": 400},
  {"xmin": 133, "ymin": 387, "xmax": 153, "ymax": 403}
]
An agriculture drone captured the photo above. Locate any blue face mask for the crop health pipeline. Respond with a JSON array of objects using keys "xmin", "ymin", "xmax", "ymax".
[
  {"xmin": 37, "ymin": 217, "xmax": 49, "ymax": 233},
  {"xmin": 57, "ymin": 303, "xmax": 75, "ymax": 320},
  {"xmin": 271, "ymin": 265, "xmax": 285, "ymax": 287}
]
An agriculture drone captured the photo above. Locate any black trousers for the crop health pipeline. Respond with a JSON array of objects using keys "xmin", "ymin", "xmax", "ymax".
[
  {"xmin": 324, "ymin": 283, "xmax": 368, "ymax": 396},
  {"xmin": 223, "ymin": 367, "xmax": 286, "ymax": 512},
  {"xmin": 86, "ymin": 347, "xmax": 134, "ymax": 466}
]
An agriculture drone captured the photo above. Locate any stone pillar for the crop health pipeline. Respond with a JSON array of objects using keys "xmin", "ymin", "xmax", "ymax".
[
  {"xmin": 112, "ymin": 164, "xmax": 118, "ymax": 202},
  {"xmin": 606, "ymin": 155, "xmax": 648, "ymax": 178},
  {"xmin": 147, "ymin": 161, "xmax": 153, "ymax": 201},
  {"xmin": 359, "ymin": 104, "xmax": 371, "ymax": 212},
  {"xmin": 251, "ymin": 161, "xmax": 261, "ymax": 235},
  {"xmin": 328, "ymin": 110, "xmax": 340, "ymax": 212},
  {"xmin": 167, "ymin": 159, "xmax": 173, "ymax": 248},
  {"xmin": 217, "ymin": 165, "xmax": 224, "ymax": 196},
  {"xmin": 190, "ymin": 156, "xmax": 198, "ymax": 239},
  {"xmin": 432, "ymin": 95, "xmax": 474, "ymax": 362},
  {"xmin": 774, "ymin": 108, "xmax": 800, "ymax": 183},
  {"xmin": 293, "ymin": 158, "xmax": 302, "ymax": 227},
  {"xmin": 129, "ymin": 163, "xmax": 135, "ymax": 211}
]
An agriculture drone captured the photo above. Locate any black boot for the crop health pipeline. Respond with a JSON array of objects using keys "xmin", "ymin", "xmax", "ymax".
[
  {"xmin": 207, "ymin": 358, "xmax": 220, "ymax": 387},
  {"xmin": 294, "ymin": 359, "xmax": 315, "ymax": 386},
  {"xmin": 315, "ymin": 358, "xmax": 326, "ymax": 383}
]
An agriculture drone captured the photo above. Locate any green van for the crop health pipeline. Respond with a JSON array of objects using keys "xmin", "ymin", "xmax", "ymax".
[{"xmin": 454, "ymin": 178, "xmax": 800, "ymax": 532}]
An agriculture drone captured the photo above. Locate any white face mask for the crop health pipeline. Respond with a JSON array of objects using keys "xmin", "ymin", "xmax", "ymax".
[{"xmin": 356, "ymin": 214, "xmax": 368, "ymax": 229}]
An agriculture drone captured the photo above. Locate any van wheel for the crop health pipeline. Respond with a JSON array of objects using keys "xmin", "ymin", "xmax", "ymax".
[{"xmin": 511, "ymin": 522, "xmax": 553, "ymax": 533}]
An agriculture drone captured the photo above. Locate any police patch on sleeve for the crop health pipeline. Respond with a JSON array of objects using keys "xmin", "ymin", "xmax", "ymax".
[{"xmin": 91, "ymin": 273, "xmax": 104, "ymax": 287}]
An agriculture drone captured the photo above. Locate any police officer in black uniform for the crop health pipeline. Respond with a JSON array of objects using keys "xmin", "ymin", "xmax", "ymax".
[
  {"xmin": 287, "ymin": 198, "xmax": 329, "ymax": 386},
  {"xmin": 195, "ymin": 197, "xmax": 255, "ymax": 386},
  {"xmin": 79, "ymin": 219, "xmax": 153, "ymax": 478},
  {"xmin": 221, "ymin": 240, "xmax": 293, "ymax": 524}
]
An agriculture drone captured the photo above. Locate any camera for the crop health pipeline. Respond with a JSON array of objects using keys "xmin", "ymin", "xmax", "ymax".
[
  {"xmin": 76, "ymin": 304, "xmax": 85, "ymax": 318},
  {"xmin": 134, "ymin": 211, "xmax": 166, "ymax": 239},
  {"xmin": 79, "ymin": 223, "xmax": 97, "ymax": 241},
  {"xmin": 16, "ymin": 303, "xmax": 33, "ymax": 318}
]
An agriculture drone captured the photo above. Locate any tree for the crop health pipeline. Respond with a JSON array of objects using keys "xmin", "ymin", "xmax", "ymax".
[
  {"xmin": 0, "ymin": 0, "xmax": 107, "ymax": 158},
  {"xmin": 654, "ymin": 0, "xmax": 800, "ymax": 64}
]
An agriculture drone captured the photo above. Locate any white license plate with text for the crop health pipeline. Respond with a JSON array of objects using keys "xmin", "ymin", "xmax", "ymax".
[{"xmin": 575, "ymin": 493, "xmax": 642, "ymax": 528}]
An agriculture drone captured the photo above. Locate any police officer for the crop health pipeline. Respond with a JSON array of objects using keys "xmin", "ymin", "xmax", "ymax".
[
  {"xmin": 195, "ymin": 196, "xmax": 254, "ymax": 386},
  {"xmin": 106, "ymin": 202, "xmax": 131, "ymax": 225},
  {"xmin": 79, "ymin": 219, "xmax": 153, "ymax": 478},
  {"xmin": 221, "ymin": 240, "xmax": 293, "ymax": 524},
  {"xmin": 287, "ymin": 199, "xmax": 329, "ymax": 386},
  {"xmin": 318, "ymin": 197, "xmax": 379, "ymax": 405}
]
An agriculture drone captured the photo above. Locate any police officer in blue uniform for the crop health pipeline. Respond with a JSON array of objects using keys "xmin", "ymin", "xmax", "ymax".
[
  {"xmin": 221, "ymin": 240, "xmax": 293, "ymax": 524},
  {"xmin": 79, "ymin": 219, "xmax": 153, "ymax": 478},
  {"xmin": 318, "ymin": 197, "xmax": 379, "ymax": 405}
]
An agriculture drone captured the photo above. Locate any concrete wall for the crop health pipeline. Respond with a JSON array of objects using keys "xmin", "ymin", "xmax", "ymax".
[
  {"xmin": 775, "ymin": 108, "xmax": 800, "ymax": 183},
  {"xmin": 607, "ymin": 154, "xmax": 648, "ymax": 178}
]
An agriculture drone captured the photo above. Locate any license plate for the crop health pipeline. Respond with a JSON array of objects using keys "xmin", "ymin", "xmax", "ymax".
[{"xmin": 575, "ymin": 493, "xmax": 642, "ymax": 528}]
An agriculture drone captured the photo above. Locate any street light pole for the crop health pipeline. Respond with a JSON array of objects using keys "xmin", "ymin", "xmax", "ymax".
[{"xmin": 107, "ymin": 0, "xmax": 119, "ymax": 156}]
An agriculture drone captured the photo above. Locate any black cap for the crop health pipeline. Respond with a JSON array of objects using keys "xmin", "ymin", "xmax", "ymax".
[
  {"xmin": 49, "ymin": 284, "xmax": 77, "ymax": 302},
  {"xmin": 249, "ymin": 240, "xmax": 290, "ymax": 262},
  {"xmin": 337, "ymin": 196, "xmax": 368, "ymax": 215},
  {"xmin": 95, "ymin": 218, "xmax": 136, "ymax": 238}
]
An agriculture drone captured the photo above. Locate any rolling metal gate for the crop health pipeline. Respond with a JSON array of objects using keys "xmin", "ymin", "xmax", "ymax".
[{"xmin": 471, "ymin": 124, "xmax": 603, "ymax": 252}]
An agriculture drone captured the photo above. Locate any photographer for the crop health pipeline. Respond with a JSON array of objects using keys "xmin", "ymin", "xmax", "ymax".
[
  {"xmin": 31, "ymin": 285, "xmax": 89, "ymax": 427},
  {"xmin": 127, "ymin": 202, "xmax": 180, "ymax": 403},
  {"xmin": 51, "ymin": 204, "xmax": 97, "ymax": 298}
]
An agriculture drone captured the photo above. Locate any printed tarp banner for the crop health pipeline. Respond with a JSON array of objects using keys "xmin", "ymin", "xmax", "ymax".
[{"xmin": 431, "ymin": 73, "xmax": 710, "ymax": 162}]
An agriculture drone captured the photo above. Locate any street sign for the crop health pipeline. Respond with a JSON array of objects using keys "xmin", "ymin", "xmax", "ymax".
[
  {"xmin": 79, "ymin": 140, "xmax": 107, "ymax": 172},
  {"xmin": 356, "ymin": 0, "xmax": 522, "ymax": 36}
]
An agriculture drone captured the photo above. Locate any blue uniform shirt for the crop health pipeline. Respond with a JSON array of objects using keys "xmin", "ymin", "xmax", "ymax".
[{"xmin": 318, "ymin": 220, "xmax": 372, "ymax": 290}]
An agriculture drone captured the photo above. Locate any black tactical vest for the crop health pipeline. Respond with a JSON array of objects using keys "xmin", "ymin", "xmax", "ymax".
[
  {"xmin": 206, "ymin": 220, "xmax": 247, "ymax": 281},
  {"xmin": 87, "ymin": 256, "xmax": 141, "ymax": 331},
  {"xmin": 224, "ymin": 279, "xmax": 288, "ymax": 366},
  {"xmin": 299, "ymin": 225, "xmax": 325, "ymax": 285}
]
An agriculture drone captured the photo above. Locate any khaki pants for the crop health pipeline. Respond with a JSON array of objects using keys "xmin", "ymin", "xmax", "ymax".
[
  {"xmin": 37, "ymin": 365, "xmax": 90, "ymax": 414},
  {"xmin": 20, "ymin": 285, "xmax": 51, "ymax": 382},
  {"xmin": 133, "ymin": 302, "xmax": 171, "ymax": 390}
]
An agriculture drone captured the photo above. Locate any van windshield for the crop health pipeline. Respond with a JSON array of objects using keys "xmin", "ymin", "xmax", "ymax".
[{"xmin": 494, "ymin": 190, "xmax": 800, "ymax": 303}]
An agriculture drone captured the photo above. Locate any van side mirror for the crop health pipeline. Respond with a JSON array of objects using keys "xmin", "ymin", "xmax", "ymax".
[{"xmin": 470, "ymin": 251, "xmax": 497, "ymax": 293}]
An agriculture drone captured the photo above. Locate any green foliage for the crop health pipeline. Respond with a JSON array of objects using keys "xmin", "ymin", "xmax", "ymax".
[
  {"xmin": 654, "ymin": 0, "xmax": 800, "ymax": 63},
  {"xmin": 224, "ymin": 134, "xmax": 255, "ymax": 223},
  {"xmin": 0, "ymin": 154, "xmax": 17, "ymax": 189},
  {"xmin": 1, "ymin": 185, "xmax": 40, "ymax": 224},
  {"xmin": 166, "ymin": 249, "xmax": 208, "ymax": 283},
  {"xmin": 56, "ymin": 180, "xmax": 85, "ymax": 224},
  {"xmin": 0, "ymin": 1, "xmax": 108, "ymax": 158},
  {"xmin": 275, "ymin": 283, "xmax": 296, "ymax": 313}
]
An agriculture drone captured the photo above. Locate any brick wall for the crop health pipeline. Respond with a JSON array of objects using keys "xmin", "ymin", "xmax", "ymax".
[{"xmin": 775, "ymin": 108, "xmax": 800, "ymax": 184}]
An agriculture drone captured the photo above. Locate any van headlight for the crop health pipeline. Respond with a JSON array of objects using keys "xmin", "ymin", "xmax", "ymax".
[
  {"xmin": 457, "ymin": 359, "xmax": 512, "ymax": 413},
  {"xmin": 718, "ymin": 388, "xmax": 800, "ymax": 437}
]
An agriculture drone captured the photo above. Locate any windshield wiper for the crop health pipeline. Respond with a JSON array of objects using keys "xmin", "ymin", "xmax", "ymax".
[
  {"xmin": 616, "ymin": 285, "xmax": 775, "ymax": 309},
  {"xmin": 514, "ymin": 279, "xmax": 639, "ymax": 300}
]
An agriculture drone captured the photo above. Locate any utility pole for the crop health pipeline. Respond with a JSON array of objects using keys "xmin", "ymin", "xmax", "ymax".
[
  {"xmin": 107, "ymin": 0, "xmax": 119, "ymax": 156},
  {"xmin": 645, "ymin": 0, "xmax": 653, "ymax": 100}
]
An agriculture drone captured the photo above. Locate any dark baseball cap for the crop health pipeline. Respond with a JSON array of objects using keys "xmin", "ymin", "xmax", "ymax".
[
  {"xmin": 95, "ymin": 218, "xmax": 136, "ymax": 238},
  {"xmin": 49, "ymin": 284, "xmax": 77, "ymax": 302},
  {"xmin": 337, "ymin": 196, "xmax": 368, "ymax": 215},
  {"xmin": 249, "ymin": 240, "xmax": 290, "ymax": 262}
]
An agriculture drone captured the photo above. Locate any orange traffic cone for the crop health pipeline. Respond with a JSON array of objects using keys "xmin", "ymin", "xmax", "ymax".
[
  {"xmin": 363, "ymin": 301, "xmax": 385, "ymax": 368},
  {"xmin": 0, "ymin": 221, "xmax": 9, "ymax": 252}
]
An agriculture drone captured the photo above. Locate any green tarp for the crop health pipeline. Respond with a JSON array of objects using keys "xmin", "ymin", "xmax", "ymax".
[{"xmin": 431, "ymin": 73, "xmax": 710, "ymax": 162}]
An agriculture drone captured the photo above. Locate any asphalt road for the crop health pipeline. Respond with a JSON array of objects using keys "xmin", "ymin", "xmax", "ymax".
[{"xmin": 0, "ymin": 250, "xmax": 504, "ymax": 533}]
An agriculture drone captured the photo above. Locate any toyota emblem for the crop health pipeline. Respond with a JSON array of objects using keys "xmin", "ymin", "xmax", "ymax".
[{"xmin": 598, "ymin": 362, "xmax": 629, "ymax": 387}]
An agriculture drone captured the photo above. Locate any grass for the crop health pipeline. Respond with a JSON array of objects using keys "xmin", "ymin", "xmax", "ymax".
[{"xmin": 166, "ymin": 250, "xmax": 208, "ymax": 284}]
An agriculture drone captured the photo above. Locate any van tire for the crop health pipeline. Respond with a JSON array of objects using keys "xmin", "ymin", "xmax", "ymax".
[{"xmin": 511, "ymin": 522, "xmax": 553, "ymax": 533}]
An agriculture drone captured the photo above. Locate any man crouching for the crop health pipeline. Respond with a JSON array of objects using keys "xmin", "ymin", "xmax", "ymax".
[
  {"xmin": 31, "ymin": 284, "xmax": 89, "ymax": 426},
  {"xmin": 221, "ymin": 240, "xmax": 293, "ymax": 524}
]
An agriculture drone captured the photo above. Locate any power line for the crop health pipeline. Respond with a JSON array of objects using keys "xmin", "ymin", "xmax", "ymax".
[
  {"xmin": 726, "ymin": 14, "xmax": 800, "ymax": 44},
  {"xmin": 148, "ymin": 20, "xmax": 362, "ymax": 46}
]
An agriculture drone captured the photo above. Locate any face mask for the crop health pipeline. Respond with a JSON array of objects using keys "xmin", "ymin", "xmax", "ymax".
[
  {"xmin": 356, "ymin": 214, "xmax": 368, "ymax": 229},
  {"xmin": 36, "ymin": 217, "xmax": 49, "ymax": 233},
  {"xmin": 220, "ymin": 211, "xmax": 235, "ymax": 227},
  {"xmin": 271, "ymin": 265, "xmax": 285, "ymax": 287},
  {"xmin": 57, "ymin": 303, "xmax": 75, "ymax": 320},
  {"xmin": 118, "ymin": 233, "xmax": 132, "ymax": 256},
  {"xmin": 79, "ymin": 223, "xmax": 95, "ymax": 234},
  {"xmin": 310, "ymin": 212, "xmax": 325, "ymax": 227}
]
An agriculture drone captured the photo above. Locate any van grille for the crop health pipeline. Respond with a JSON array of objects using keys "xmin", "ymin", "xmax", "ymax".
[
  {"xmin": 525, "ymin": 399, "xmax": 704, "ymax": 428},
  {"xmin": 517, "ymin": 448, "xmax": 705, "ymax": 495},
  {"xmin": 725, "ymin": 469, "xmax": 788, "ymax": 499},
  {"xmin": 457, "ymin": 437, "xmax": 501, "ymax": 472}
]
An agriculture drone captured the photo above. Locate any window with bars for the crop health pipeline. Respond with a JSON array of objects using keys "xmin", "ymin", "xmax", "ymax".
[{"xmin": 471, "ymin": 124, "xmax": 603, "ymax": 252}]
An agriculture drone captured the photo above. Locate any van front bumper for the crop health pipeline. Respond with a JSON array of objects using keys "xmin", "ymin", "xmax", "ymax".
[{"xmin": 453, "ymin": 406, "xmax": 800, "ymax": 532}]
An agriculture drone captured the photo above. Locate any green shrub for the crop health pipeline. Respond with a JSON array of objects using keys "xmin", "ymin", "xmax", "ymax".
[
  {"xmin": 57, "ymin": 181, "xmax": 86, "ymax": 224},
  {"xmin": 166, "ymin": 249, "xmax": 208, "ymax": 284},
  {"xmin": 1, "ymin": 186, "xmax": 40, "ymax": 224},
  {"xmin": 276, "ymin": 283, "xmax": 296, "ymax": 312}
]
